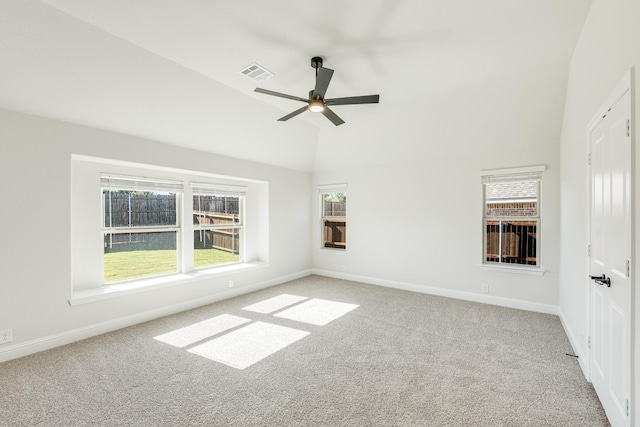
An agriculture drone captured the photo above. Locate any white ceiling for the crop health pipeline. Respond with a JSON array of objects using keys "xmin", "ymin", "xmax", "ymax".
[{"xmin": 0, "ymin": 0, "xmax": 592, "ymax": 172}]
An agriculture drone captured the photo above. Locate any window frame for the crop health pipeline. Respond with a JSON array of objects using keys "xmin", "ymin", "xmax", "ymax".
[
  {"xmin": 192, "ymin": 183, "xmax": 246, "ymax": 270},
  {"xmin": 480, "ymin": 166, "xmax": 545, "ymax": 271},
  {"xmin": 70, "ymin": 155, "xmax": 270, "ymax": 305},
  {"xmin": 99, "ymin": 175, "xmax": 251, "ymax": 285},
  {"xmin": 318, "ymin": 184, "xmax": 347, "ymax": 251},
  {"xmin": 101, "ymin": 175, "xmax": 183, "ymax": 283}
]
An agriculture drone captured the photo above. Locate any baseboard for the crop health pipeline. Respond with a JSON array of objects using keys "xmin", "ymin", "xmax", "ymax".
[
  {"xmin": 311, "ymin": 269, "xmax": 559, "ymax": 315},
  {"xmin": 0, "ymin": 269, "xmax": 311, "ymax": 363},
  {"xmin": 558, "ymin": 307, "xmax": 589, "ymax": 380},
  {"xmin": 1, "ymin": 268, "xmax": 560, "ymax": 363}
]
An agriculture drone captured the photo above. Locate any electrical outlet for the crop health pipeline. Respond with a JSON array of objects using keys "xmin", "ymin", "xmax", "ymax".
[
  {"xmin": 0, "ymin": 329, "xmax": 12, "ymax": 345},
  {"xmin": 228, "ymin": 280, "xmax": 234, "ymax": 288},
  {"xmin": 481, "ymin": 284, "xmax": 489, "ymax": 293}
]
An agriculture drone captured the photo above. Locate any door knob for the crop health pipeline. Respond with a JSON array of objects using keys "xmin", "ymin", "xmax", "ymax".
[{"xmin": 589, "ymin": 274, "xmax": 611, "ymax": 287}]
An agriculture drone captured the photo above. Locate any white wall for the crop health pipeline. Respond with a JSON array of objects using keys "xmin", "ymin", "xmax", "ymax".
[
  {"xmin": 0, "ymin": 108, "xmax": 311, "ymax": 361},
  {"xmin": 312, "ymin": 156, "xmax": 560, "ymax": 312},
  {"xmin": 312, "ymin": 66, "xmax": 566, "ymax": 312},
  {"xmin": 0, "ymin": 0, "xmax": 320, "ymax": 173},
  {"xmin": 558, "ymin": 0, "xmax": 640, "ymax": 421}
]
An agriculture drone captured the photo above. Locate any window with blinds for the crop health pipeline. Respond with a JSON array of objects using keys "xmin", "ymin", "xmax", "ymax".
[
  {"xmin": 480, "ymin": 166, "xmax": 545, "ymax": 267},
  {"xmin": 192, "ymin": 184, "xmax": 246, "ymax": 269},
  {"xmin": 101, "ymin": 175, "xmax": 183, "ymax": 283},
  {"xmin": 319, "ymin": 184, "xmax": 347, "ymax": 250}
]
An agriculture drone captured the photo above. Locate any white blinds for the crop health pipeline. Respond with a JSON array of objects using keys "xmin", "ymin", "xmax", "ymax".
[
  {"xmin": 480, "ymin": 165, "xmax": 545, "ymax": 183},
  {"xmin": 318, "ymin": 183, "xmax": 348, "ymax": 193},
  {"xmin": 100, "ymin": 176, "xmax": 248, "ymax": 195},
  {"xmin": 192, "ymin": 183, "xmax": 247, "ymax": 197},
  {"xmin": 101, "ymin": 175, "xmax": 183, "ymax": 192}
]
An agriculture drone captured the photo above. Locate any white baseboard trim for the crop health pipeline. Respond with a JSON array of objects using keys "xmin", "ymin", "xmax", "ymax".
[
  {"xmin": 0, "ymin": 269, "xmax": 311, "ymax": 363},
  {"xmin": 558, "ymin": 307, "xmax": 589, "ymax": 380},
  {"xmin": 311, "ymin": 269, "xmax": 559, "ymax": 315}
]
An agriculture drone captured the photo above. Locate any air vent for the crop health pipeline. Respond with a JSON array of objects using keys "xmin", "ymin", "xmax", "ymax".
[{"xmin": 239, "ymin": 63, "xmax": 273, "ymax": 82}]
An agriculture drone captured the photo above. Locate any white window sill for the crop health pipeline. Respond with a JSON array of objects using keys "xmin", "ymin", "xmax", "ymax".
[
  {"xmin": 479, "ymin": 264, "xmax": 546, "ymax": 276},
  {"xmin": 318, "ymin": 248, "xmax": 347, "ymax": 255},
  {"xmin": 69, "ymin": 261, "xmax": 269, "ymax": 306}
]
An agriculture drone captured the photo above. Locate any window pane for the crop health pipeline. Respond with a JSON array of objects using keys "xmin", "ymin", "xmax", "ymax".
[
  {"xmin": 104, "ymin": 231, "xmax": 177, "ymax": 283},
  {"xmin": 103, "ymin": 190, "xmax": 177, "ymax": 227},
  {"xmin": 485, "ymin": 181, "xmax": 538, "ymax": 217},
  {"xmin": 322, "ymin": 192, "xmax": 346, "ymax": 249},
  {"xmin": 323, "ymin": 192, "xmax": 346, "ymax": 217},
  {"xmin": 485, "ymin": 220, "xmax": 537, "ymax": 265},
  {"xmin": 324, "ymin": 219, "xmax": 346, "ymax": 249},
  {"xmin": 193, "ymin": 195, "xmax": 241, "ymax": 226},
  {"xmin": 194, "ymin": 228, "xmax": 241, "ymax": 268},
  {"xmin": 485, "ymin": 221, "xmax": 501, "ymax": 263}
]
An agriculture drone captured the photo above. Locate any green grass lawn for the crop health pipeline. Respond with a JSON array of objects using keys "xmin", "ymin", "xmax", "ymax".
[
  {"xmin": 104, "ymin": 248, "xmax": 239, "ymax": 283},
  {"xmin": 194, "ymin": 248, "xmax": 239, "ymax": 268}
]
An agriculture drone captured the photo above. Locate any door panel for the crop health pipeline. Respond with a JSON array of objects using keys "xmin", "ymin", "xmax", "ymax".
[
  {"xmin": 609, "ymin": 114, "xmax": 631, "ymax": 278},
  {"xmin": 609, "ymin": 303, "xmax": 626, "ymax": 410},
  {"xmin": 589, "ymin": 89, "xmax": 631, "ymax": 427},
  {"xmin": 592, "ymin": 288, "xmax": 605, "ymax": 377},
  {"xmin": 592, "ymin": 132, "xmax": 606, "ymax": 268}
]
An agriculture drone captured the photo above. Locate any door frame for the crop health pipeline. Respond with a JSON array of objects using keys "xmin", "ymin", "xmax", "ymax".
[{"xmin": 585, "ymin": 68, "xmax": 635, "ymax": 422}]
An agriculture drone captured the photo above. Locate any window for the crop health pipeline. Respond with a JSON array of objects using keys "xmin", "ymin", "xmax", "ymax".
[
  {"xmin": 102, "ymin": 175, "xmax": 183, "ymax": 283},
  {"xmin": 319, "ymin": 184, "xmax": 347, "ymax": 250},
  {"xmin": 481, "ymin": 166, "xmax": 545, "ymax": 267},
  {"xmin": 192, "ymin": 184, "xmax": 245, "ymax": 269},
  {"xmin": 101, "ymin": 176, "xmax": 247, "ymax": 284},
  {"xmin": 71, "ymin": 156, "xmax": 269, "ymax": 304}
]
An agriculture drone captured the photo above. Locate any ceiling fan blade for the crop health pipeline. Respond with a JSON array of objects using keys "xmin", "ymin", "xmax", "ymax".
[
  {"xmin": 278, "ymin": 106, "xmax": 308, "ymax": 122},
  {"xmin": 325, "ymin": 94, "xmax": 380, "ymax": 106},
  {"xmin": 255, "ymin": 88, "xmax": 308, "ymax": 103},
  {"xmin": 321, "ymin": 106, "xmax": 345, "ymax": 126},
  {"xmin": 312, "ymin": 67, "xmax": 334, "ymax": 99}
]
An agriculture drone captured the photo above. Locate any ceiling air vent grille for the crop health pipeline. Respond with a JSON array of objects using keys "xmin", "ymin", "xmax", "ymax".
[{"xmin": 239, "ymin": 63, "xmax": 273, "ymax": 82}]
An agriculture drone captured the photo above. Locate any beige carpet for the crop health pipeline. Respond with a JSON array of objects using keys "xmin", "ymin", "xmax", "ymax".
[{"xmin": 0, "ymin": 275, "xmax": 609, "ymax": 426}]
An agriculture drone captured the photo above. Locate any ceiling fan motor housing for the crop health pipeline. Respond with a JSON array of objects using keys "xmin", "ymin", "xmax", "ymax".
[
  {"xmin": 310, "ymin": 56, "xmax": 323, "ymax": 69},
  {"xmin": 308, "ymin": 89, "xmax": 321, "ymax": 100}
]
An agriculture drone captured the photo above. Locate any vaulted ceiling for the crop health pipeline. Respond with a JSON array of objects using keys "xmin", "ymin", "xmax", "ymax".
[{"xmin": 0, "ymin": 1, "xmax": 592, "ymax": 172}]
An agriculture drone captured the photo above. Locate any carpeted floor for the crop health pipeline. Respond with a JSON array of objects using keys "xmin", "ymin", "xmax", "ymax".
[{"xmin": 0, "ymin": 275, "xmax": 609, "ymax": 426}]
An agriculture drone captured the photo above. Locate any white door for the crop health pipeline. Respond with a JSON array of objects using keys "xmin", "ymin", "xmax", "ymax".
[{"xmin": 589, "ymin": 89, "xmax": 631, "ymax": 427}]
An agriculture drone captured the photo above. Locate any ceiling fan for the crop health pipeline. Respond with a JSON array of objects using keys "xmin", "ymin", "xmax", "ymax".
[{"xmin": 254, "ymin": 57, "xmax": 380, "ymax": 126}]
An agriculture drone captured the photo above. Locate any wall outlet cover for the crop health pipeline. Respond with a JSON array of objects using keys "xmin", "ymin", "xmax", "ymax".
[{"xmin": 0, "ymin": 329, "xmax": 12, "ymax": 344}]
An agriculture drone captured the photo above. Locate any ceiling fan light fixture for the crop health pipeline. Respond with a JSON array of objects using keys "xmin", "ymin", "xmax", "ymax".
[
  {"xmin": 253, "ymin": 56, "xmax": 379, "ymax": 126},
  {"xmin": 309, "ymin": 99, "xmax": 324, "ymax": 112}
]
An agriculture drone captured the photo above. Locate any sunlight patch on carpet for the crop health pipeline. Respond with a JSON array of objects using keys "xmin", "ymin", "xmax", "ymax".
[
  {"xmin": 153, "ymin": 314, "xmax": 250, "ymax": 348},
  {"xmin": 241, "ymin": 294, "xmax": 308, "ymax": 314},
  {"xmin": 274, "ymin": 298, "xmax": 359, "ymax": 326},
  {"xmin": 187, "ymin": 321, "xmax": 309, "ymax": 370}
]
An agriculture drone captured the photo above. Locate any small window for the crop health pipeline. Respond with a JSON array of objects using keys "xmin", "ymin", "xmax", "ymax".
[
  {"xmin": 102, "ymin": 176, "xmax": 183, "ymax": 283},
  {"xmin": 320, "ymin": 185, "xmax": 347, "ymax": 250},
  {"xmin": 481, "ymin": 166, "xmax": 544, "ymax": 267},
  {"xmin": 192, "ymin": 184, "xmax": 245, "ymax": 269}
]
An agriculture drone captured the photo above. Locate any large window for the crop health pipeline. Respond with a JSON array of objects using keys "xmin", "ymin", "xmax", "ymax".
[
  {"xmin": 192, "ymin": 184, "xmax": 244, "ymax": 269},
  {"xmin": 102, "ymin": 175, "xmax": 183, "ymax": 283},
  {"xmin": 481, "ymin": 166, "xmax": 544, "ymax": 267},
  {"xmin": 319, "ymin": 184, "xmax": 347, "ymax": 250},
  {"xmin": 101, "ymin": 176, "xmax": 246, "ymax": 284},
  {"xmin": 71, "ymin": 156, "xmax": 268, "ymax": 303}
]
